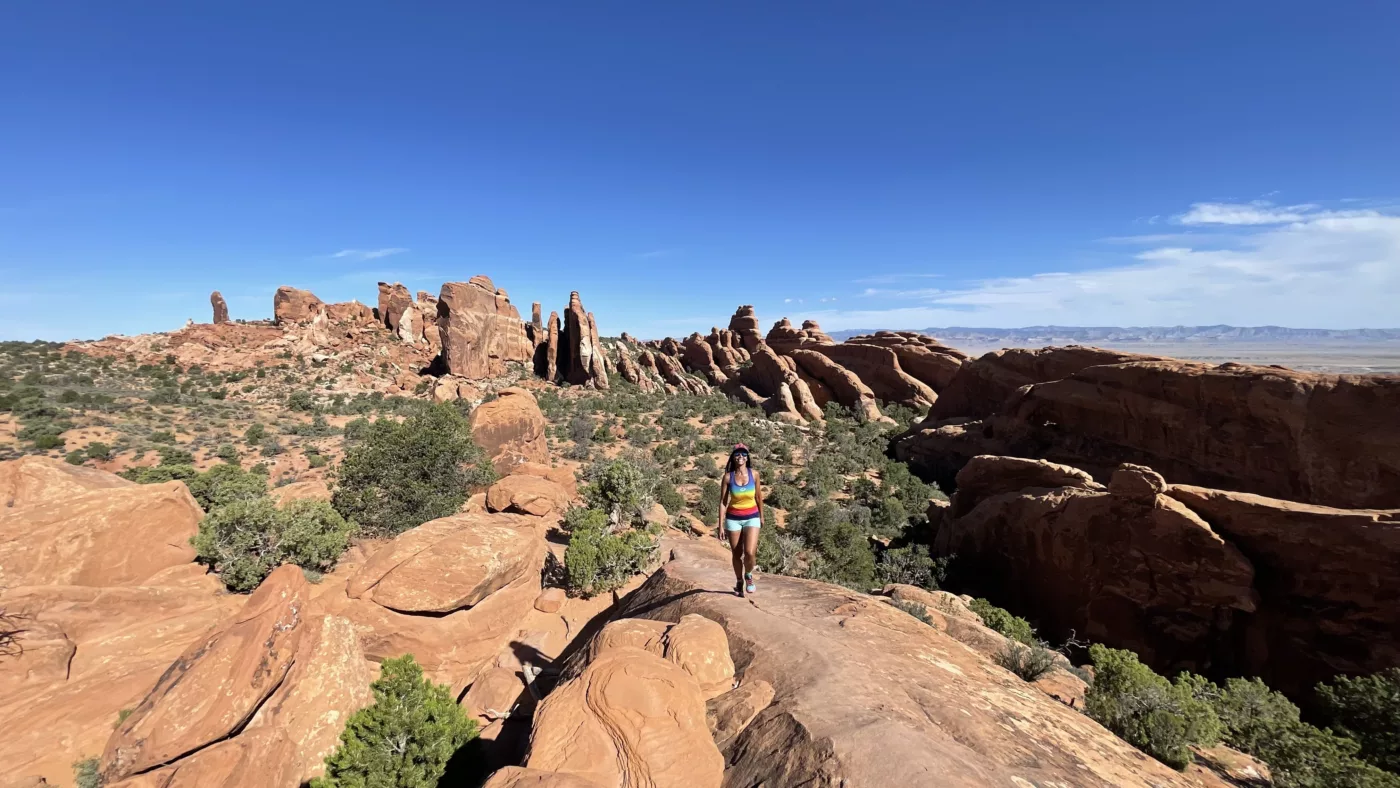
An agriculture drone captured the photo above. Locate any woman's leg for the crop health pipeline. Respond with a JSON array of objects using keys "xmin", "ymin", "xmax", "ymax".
[
  {"xmin": 742, "ymin": 525, "xmax": 760, "ymax": 577},
  {"xmin": 726, "ymin": 525, "xmax": 745, "ymax": 586}
]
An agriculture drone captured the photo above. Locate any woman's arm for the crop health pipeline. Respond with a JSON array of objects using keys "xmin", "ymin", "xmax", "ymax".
[
  {"xmin": 752, "ymin": 470, "xmax": 764, "ymax": 519},
  {"xmin": 716, "ymin": 472, "xmax": 730, "ymax": 534}
]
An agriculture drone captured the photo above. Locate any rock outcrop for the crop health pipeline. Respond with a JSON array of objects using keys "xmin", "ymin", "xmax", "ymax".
[
  {"xmin": 272, "ymin": 286, "xmax": 325, "ymax": 325},
  {"xmin": 644, "ymin": 350, "xmax": 710, "ymax": 395},
  {"xmin": 470, "ymin": 387, "xmax": 548, "ymax": 475},
  {"xmin": 613, "ymin": 345, "xmax": 660, "ymax": 392},
  {"xmin": 788, "ymin": 348, "xmax": 886, "ymax": 423},
  {"xmin": 845, "ymin": 331, "xmax": 967, "ymax": 391},
  {"xmin": 926, "ymin": 345, "xmax": 1153, "ymax": 421},
  {"xmin": 934, "ymin": 455, "xmax": 1400, "ymax": 700},
  {"xmin": 210, "ymin": 291, "xmax": 229, "ymax": 324},
  {"xmin": 554, "ymin": 292, "xmax": 609, "ymax": 389},
  {"xmin": 437, "ymin": 276, "xmax": 534, "ymax": 380},
  {"xmin": 680, "ymin": 333, "xmax": 729, "ymax": 385},
  {"xmin": 324, "ymin": 300, "xmax": 376, "ymax": 324},
  {"xmin": 0, "ymin": 455, "xmax": 132, "ymax": 509},
  {"xmin": 0, "ymin": 473, "xmax": 201, "ymax": 587},
  {"xmin": 729, "ymin": 345, "xmax": 822, "ymax": 423},
  {"xmin": 764, "ymin": 317, "xmax": 832, "ymax": 354},
  {"xmin": 727, "ymin": 305, "xmax": 763, "ymax": 352},
  {"xmin": 805, "ymin": 343, "xmax": 937, "ymax": 409},
  {"xmin": 377, "ymin": 281, "xmax": 414, "ymax": 332},
  {"xmin": 898, "ymin": 350, "xmax": 1400, "ymax": 508},
  {"xmin": 606, "ymin": 543, "xmax": 1212, "ymax": 787},
  {"xmin": 101, "ymin": 568, "xmax": 374, "ymax": 787}
]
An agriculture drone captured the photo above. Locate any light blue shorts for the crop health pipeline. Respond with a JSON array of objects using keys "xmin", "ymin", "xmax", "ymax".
[{"xmin": 724, "ymin": 516, "xmax": 761, "ymax": 532}]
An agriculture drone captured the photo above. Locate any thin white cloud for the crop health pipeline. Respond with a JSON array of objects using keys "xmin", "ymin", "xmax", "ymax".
[
  {"xmin": 635, "ymin": 249, "xmax": 680, "ymax": 259},
  {"xmin": 1175, "ymin": 201, "xmax": 1328, "ymax": 225},
  {"xmin": 803, "ymin": 202, "xmax": 1400, "ymax": 330},
  {"xmin": 331, "ymin": 248, "xmax": 408, "ymax": 261}
]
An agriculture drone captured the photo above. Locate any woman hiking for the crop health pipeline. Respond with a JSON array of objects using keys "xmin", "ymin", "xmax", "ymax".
[{"xmin": 716, "ymin": 443, "xmax": 764, "ymax": 596}]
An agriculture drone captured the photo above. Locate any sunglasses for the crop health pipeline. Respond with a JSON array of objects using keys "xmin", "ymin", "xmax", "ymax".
[{"xmin": 734, "ymin": 452, "xmax": 749, "ymax": 458}]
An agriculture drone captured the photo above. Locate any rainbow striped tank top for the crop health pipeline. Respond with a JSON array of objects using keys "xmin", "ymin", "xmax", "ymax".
[{"xmin": 726, "ymin": 470, "xmax": 759, "ymax": 519}]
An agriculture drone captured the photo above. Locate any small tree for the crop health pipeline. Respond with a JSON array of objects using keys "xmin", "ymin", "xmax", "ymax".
[
  {"xmin": 1316, "ymin": 668, "xmax": 1400, "ymax": 774},
  {"xmin": 967, "ymin": 598, "xmax": 1037, "ymax": 645},
  {"xmin": 194, "ymin": 498, "xmax": 353, "ymax": 592},
  {"xmin": 1085, "ymin": 644, "xmax": 1221, "ymax": 770},
  {"xmin": 311, "ymin": 655, "xmax": 477, "ymax": 788},
  {"xmin": 331, "ymin": 404, "xmax": 495, "ymax": 536}
]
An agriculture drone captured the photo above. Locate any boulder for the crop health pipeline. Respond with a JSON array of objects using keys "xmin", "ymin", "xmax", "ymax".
[
  {"xmin": 486, "ymin": 474, "xmax": 572, "ymax": 518},
  {"xmin": 267, "ymin": 478, "xmax": 331, "ymax": 506},
  {"xmin": 807, "ymin": 343, "xmax": 937, "ymax": 409},
  {"xmin": 525, "ymin": 646, "xmax": 723, "ymax": 788},
  {"xmin": 101, "ymin": 566, "xmax": 309, "ymax": 782},
  {"xmin": 662, "ymin": 614, "xmax": 735, "ymax": 700},
  {"xmin": 844, "ymin": 331, "xmax": 967, "ymax": 391},
  {"xmin": 0, "ymin": 480, "xmax": 201, "ymax": 587},
  {"xmin": 437, "ymin": 277, "xmax": 533, "ymax": 380},
  {"xmin": 210, "ymin": 291, "xmax": 229, "ymax": 324},
  {"xmin": 509, "ymin": 462, "xmax": 578, "ymax": 497},
  {"xmin": 706, "ymin": 680, "xmax": 775, "ymax": 749},
  {"xmin": 103, "ymin": 614, "xmax": 373, "ymax": 787},
  {"xmin": 0, "ymin": 456, "xmax": 132, "ymax": 510},
  {"xmin": 614, "ymin": 544, "xmax": 1212, "ymax": 787},
  {"xmin": 346, "ymin": 511, "xmax": 544, "ymax": 613},
  {"xmin": 376, "ymin": 281, "xmax": 414, "ymax": 331},
  {"xmin": 471, "ymin": 387, "xmax": 548, "ymax": 475},
  {"xmin": 534, "ymin": 588, "xmax": 566, "ymax": 614},
  {"xmin": 272, "ymin": 286, "xmax": 325, "ymax": 324},
  {"xmin": 325, "ymin": 300, "xmax": 376, "ymax": 324}
]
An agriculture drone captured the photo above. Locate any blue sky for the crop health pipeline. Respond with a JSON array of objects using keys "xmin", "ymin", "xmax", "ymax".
[{"xmin": 3, "ymin": 2, "xmax": 1399, "ymax": 341}]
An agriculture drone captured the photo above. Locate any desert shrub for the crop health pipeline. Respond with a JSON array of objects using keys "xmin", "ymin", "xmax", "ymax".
[
  {"xmin": 65, "ymin": 450, "xmax": 86, "ymax": 465},
  {"xmin": 73, "ymin": 758, "xmax": 102, "ymax": 788},
  {"xmin": 1209, "ymin": 676, "xmax": 1400, "ymax": 788},
  {"xmin": 794, "ymin": 503, "xmax": 876, "ymax": 589},
  {"xmin": 763, "ymin": 482, "xmax": 803, "ymax": 511},
  {"xmin": 158, "ymin": 445, "xmax": 195, "ymax": 466},
  {"xmin": 1085, "ymin": 644, "xmax": 1221, "ymax": 770},
  {"xmin": 875, "ymin": 545, "xmax": 950, "ymax": 590},
  {"xmin": 893, "ymin": 599, "xmax": 933, "ymax": 625},
  {"xmin": 120, "ymin": 464, "xmax": 198, "ymax": 484},
  {"xmin": 996, "ymin": 639, "xmax": 1060, "ymax": 682},
  {"xmin": 244, "ymin": 422, "xmax": 266, "ymax": 444},
  {"xmin": 312, "ymin": 655, "xmax": 477, "ymax": 788},
  {"xmin": 288, "ymin": 414, "xmax": 335, "ymax": 437},
  {"xmin": 583, "ymin": 458, "xmax": 646, "ymax": 518},
  {"xmin": 287, "ymin": 390, "xmax": 315, "ymax": 412},
  {"xmin": 342, "ymin": 417, "xmax": 371, "ymax": 443},
  {"xmin": 757, "ymin": 529, "xmax": 805, "ymax": 576},
  {"xmin": 183, "ymin": 463, "xmax": 268, "ymax": 510},
  {"xmin": 86, "ymin": 441, "xmax": 113, "ymax": 461},
  {"xmin": 260, "ymin": 436, "xmax": 284, "ymax": 456},
  {"xmin": 654, "ymin": 481, "xmax": 685, "ymax": 516},
  {"xmin": 331, "ymin": 404, "xmax": 495, "ymax": 536},
  {"xmin": 194, "ymin": 498, "xmax": 353, "ymax": 592},
  {"xmin": 562, "ymin": 509, "xmax": 658, "ymax": 597},
  {"xmin": 967, "ymin": 598, "xmax": 1036, "ymax": 645},
  {"xmin": 308, "ymin": 452, "xmax": 329, "ymax": 469},
  {"xmin": 149, "ymin": 430, "xmax": 176, "ymax": 444},
  {"xmin": 1316, "ymin": 668, "xmax": 1400, "ymax": 774},
  {"xmin": 215, "ymin": 443, "xmax": 239, "ymax": 463}
]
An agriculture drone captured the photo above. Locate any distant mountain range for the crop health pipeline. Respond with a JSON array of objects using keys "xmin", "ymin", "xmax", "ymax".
[{"xmin": 826, "ymin": 325, "xmax": 1400, "ymax": 344}]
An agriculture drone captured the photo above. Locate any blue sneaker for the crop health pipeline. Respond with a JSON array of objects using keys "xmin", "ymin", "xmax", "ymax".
[{"xmin": 745, "ymin": 572, "xmax": 756, "ymax": 594}]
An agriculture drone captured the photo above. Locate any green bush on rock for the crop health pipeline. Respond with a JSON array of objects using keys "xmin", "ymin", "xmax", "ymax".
[
  {"xmin": 1084, "ymin": 644, "xmax": 1221, "ymax": 770},
  {"xmin": 312, "ymin": 655, "xmax": 477, "ymax": 788},
  {"xmin": 331, "ymin": 403, "xmax": 495, "ymax": 536},
  {"xmin": 193, "ymin": 497, "xmax": 353, "ymax": 593},
  {"xmin": 967, "ymin": 598, "xmax": 1036, "ymax": 645}
]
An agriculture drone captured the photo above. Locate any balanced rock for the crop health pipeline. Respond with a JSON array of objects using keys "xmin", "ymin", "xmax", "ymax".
[
  {"xmin": 727, "ymin": 305, "xmax": 764, "ymax": 352},
  {"xmin": 486, "ymin": 474, "xmax": 572, "ymax": 518}
]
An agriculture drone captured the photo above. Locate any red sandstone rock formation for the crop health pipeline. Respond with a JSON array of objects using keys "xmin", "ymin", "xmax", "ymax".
[
  {"xmin": 607, "ymin": 542, "xmax": 1215, "ymax": 787},
  {"xmin": 729, "ymin": 344, "xmax": 822, "ymax": 422},
  {"xmin": 934, "ymin": 454, "xmax": 1400, "ymax": 701},
  {"xmin": 376, "ymin": 281, "xmax": 413, "ymax": 332},
  {"xmin": 643, "ymin": 350, "xmax": 710, "ymax": 395},
  {"xmin": 437, "ymin": 276, "xmax": 533, "ymax": 380},
  {"xmin": 681, "ymin": 333, "xmax": 729, "ymax": 385},
  {"xmin": 928, "ymin": 345, "xmax": 1152, "ymax": 421},
  {"xmin": 845, "ymin": 331, "xmax": 967, "ymax": 391},
  {"xmin": 210, "ymin": 291, "xmax": 229, "ymax": 324},
  {"xmin": 470, "ymin": 387, "xmax": 548, "ymax": 476},
  {"xmin": 272, "ymin": 286, "xmax": 325, "ymax": 324},
  {"xmin": 727, "ymin": 305, "xmax": 763, "ymax": 352},
  {"xmin": 325, "ymin": 300, "xmax": 376, "ymax": 324},
  {"xmin": 555, "ymin": 292, "xmax": 608, "ymax": 388},
  {"xmin": 546, "ymin": 310, "xmax": 560, "ymax": 382},
  {"xmin": 899, "ymin": 350, "xmax": 1400, "ymax": 509},
  {"xmin": 788, "ymin": 349, "xmax": 886, "ymax": 423},
  {"xmin": 806, "ymin": 343, "xmax": 936, "ymax": 409},
  {"xmin": 615, "ymin": 345, "xmax": 660, "ymax": 393},
  {"xmin": 764, "ymin": 317, "xmax": 833, "ymax": 354}
]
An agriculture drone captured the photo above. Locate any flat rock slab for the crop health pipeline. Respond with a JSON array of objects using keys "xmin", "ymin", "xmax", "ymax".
[{"xmin": 615, "ymin": 545, "xmax": 1212, "ymax": 788}]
